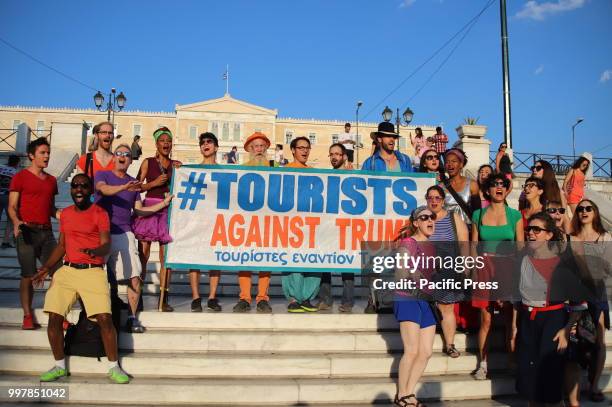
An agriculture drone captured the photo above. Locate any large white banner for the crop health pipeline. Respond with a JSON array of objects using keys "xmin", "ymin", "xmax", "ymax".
[{"xmin": 165, "ymin": 165, "xmax": 436, "ymax": 273}]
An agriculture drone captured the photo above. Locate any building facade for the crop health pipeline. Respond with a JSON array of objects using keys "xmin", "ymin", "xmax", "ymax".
[{"xmin": 0, "ymin": 94, "xmax": 438, "ymax": 168}]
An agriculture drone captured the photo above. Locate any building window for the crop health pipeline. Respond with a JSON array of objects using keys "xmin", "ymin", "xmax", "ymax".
[
  {"xmin": 285, "ymin": 130, "xmax": 293, "ymax": 145},
  {"xmin": 210, "ymin": 121, "xmax": 219, "ymax": 137},
  {"xmin": 254, "ymin": 128, "xmax": 262, "ymax": 133},
  {"xmin": 189, "ymin": 126, "xmax": 198, "ymax": 140},
  {"xmin": 332, "ymin": 134, "xmax": 339, "ymax": 144},
  {"xmin": 36, "ymin": 120, "xmax": 45, "ymax": 132},
  {"xmin": 86, "ymin": 122, "xmax": 94, "ymax": 136},
  {"xmin": 133, "ymin": 124, "xmax": 141, "ymax": 138},
  {"xmin": 222, "ymin": 122, "xmax": 230, "ymax": 140},
  {"xmin": 233, "ymin": 123, "xmax": 241, "ymax": 141},
  {"xmin": 309, "ymin": 132, "xmax": 317, "ymax": 145},
  {"xmin": 12, "ymin": 120, "xmax": 21, "ymax": 131}
]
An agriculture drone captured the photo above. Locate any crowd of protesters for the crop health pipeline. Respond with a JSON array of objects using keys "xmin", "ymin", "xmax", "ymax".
[{"xmin": 5, "ymin": 119, "xmax": 609, "ymax": 406}]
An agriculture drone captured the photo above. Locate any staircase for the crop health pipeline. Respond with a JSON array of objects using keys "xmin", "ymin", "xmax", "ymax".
[{"xmin": 0, "ymin": 176, "xmax": 610, "ymax": 405}]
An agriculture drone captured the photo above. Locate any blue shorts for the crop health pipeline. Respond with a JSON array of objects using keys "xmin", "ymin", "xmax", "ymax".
[{"xmin": 393, "ymin": 299, "xmax": 437, "ymax": 328}]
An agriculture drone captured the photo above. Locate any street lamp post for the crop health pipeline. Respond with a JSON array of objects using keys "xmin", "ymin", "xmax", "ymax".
[
  {"xmin": 356, "ymin": 101, "xmax": 363, "ymax": 168},
  {"xmin": 94, "ymin": 88, "xmax": 127, "ymax": 122},
  {"xmin": 572, "ymin": 118, "xmax": 584, "ymax": 159},
  {"xmin": 381, "ymin": 105, "xmax": 414, "ymax": 152}
]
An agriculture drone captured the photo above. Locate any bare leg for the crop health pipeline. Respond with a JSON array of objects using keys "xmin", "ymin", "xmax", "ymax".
[
  {"xmin": 47, "ymin": 312, "xmax": 65, "ymax": 360},
  {"xmin": 127, "ymin": 277, "xmax": 141, "ymax": 317},
  {"xmin": 589, "ymin": 313, "xmax": 606, "ymax": 395},
  {"xmin": 565, "ymin": 361, "xmax": 581, "ymax": 406},
  {"xmin": 209, "ymin": 270, "xmax": 220, "ymax": 299},
  {"xmin": 138, "ymin": 241, "xmax": 151, "ymax": 280},
  {"xmin": 189, "ymin": 270, "xmax": 200, "ymax": 300},
  {"xmin": 96, "ymin": 313, "xmax": 118, "ymax": 362},
  {"xmin": 405, "ymin": 325, "xmax": 436, "ymax": 396},
  {"xmin": 478, "ymin": 307, "xmax": 492, "ymax": 365},
  {"xmin": 438, "ymin": 303, "xmax": 457, "ymax": 351},
  {"xmin": 397, "ymin": 321, "xmax": 421, "ymax": 399},
  {"xmin": 20, "ymin": 277, "xmax": 34, "ymax": 315}
]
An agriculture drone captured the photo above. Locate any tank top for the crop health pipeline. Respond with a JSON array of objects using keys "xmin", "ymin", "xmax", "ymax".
[
  {"xmin": 472, "ymin": 205, "xmax": 522, "ymax": 241},
  {"xmin": 430, "ymin": 213, "xmax": 455, "ymax": 241},
  {"xmin": 568, "ymin": 169, "xmax": 585, "ymax": 198},
  {"xmin": 143, "ymin": 157, "xmax": 174, "ymax": 199},
  {"xmin": 443, "ymin": 176, "xmax": 472, "ymax": 224}
]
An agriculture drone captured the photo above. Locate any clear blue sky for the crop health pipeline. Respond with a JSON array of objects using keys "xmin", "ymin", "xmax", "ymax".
[{"xmin": 1, "ymin": 0, "xmax": 611, "ymax": 156}]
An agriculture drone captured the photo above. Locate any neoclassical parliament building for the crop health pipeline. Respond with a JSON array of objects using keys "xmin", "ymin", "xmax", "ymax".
[{"xmin": 0, "ymin": 94, "xmax": 436, "ymax": 167}]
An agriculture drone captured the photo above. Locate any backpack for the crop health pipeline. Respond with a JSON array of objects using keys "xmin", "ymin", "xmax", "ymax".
[{"xmin": 64, "ymin": 310, "xmax": 106, "ymax": 358}]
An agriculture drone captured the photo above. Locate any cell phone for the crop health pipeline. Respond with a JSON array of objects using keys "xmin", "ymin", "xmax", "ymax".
[{"xmin": 19, "ymin": 224, "xmax": 33, "ymax": 245}]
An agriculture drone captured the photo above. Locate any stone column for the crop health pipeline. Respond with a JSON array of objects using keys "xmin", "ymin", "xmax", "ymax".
[
  {"xmin": 15, "ymin": 123, "xmax": 31, "ymax": 154},
  {"xmin": 454, "ymin": 124, "xmax": 491, "ymax": 177}
]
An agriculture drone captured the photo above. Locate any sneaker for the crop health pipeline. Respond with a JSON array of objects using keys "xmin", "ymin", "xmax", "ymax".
[
  {"xmin": 1, "ymin": 242, "xmax": 12, "ymax": 249},
  {"xmin": 22, "ymin": 314, "xmax": 39, "ymax": 330},
  {"xmin": 287, "ymin": 302, "xmax": 305, "ymax": 313},
  {"xmin": 207, "ymin": 298, "xmax": 222, "ymax": 312},
  {"xmin": 108, "ymin": 366, "xmax": 130, "ymax": 384},
  {"xmin": 191, "ymin": 298, "xmax": 203, "ymax": 312},
  {"xmin": 40, "ymin": 366, "xmax": 68, "ymax": 382},
  {"xmin": 473, "ymin": 366, "xmax": 488, "ymax": 381},
  {"xmin": 317, "ymin": 302, "xmax": 332, "ymax": 311},
  {"xmin": 125, "ymin": 318, "xmax": 145, "ymax": 334},
  {"xmin": 338, "ymin": 304, "xmax": 353, "ymax": 313},
  {"xmin": 232, "ymin": 299, "xmax": 251, "ymax": 313},
  {"xmin": 256, "ymin": 300, "xmax": 272, "ymax": 313},
  {"xmin": 300, "ymin": 300, "xmax": 318, "ymax": 312},
  {"xmin": 364, "ymin": 301, "xmax": 376, "ymax": 314}
]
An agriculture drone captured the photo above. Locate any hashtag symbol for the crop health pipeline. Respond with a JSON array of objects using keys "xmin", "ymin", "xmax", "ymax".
[{"xmin": 177, "ymin": 172, "xmax": 207, "ymax": 210}]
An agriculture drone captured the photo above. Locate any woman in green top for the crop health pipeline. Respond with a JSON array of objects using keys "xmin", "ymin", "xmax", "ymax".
[{"xmin": 470, "ymin": 173, "xmax": 524, "ymax": 381}]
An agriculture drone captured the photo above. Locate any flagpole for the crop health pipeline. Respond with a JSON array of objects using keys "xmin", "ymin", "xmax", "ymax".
[{"xmin": 226, "ymin": 64, "xmax": 229, "ymax": 95}]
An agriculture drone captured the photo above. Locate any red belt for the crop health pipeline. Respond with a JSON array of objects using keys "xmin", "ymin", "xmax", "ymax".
[{"xmin": 522, "ymin": 303, "xmax": 565, "ymax": 320}]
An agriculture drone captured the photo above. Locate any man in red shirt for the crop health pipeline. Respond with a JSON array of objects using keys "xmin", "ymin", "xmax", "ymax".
[
  {"xmin": 33, "ymin": 173, "xmax": 129, "ymax": 384},
  {"xmin": 433, "ymin": 126, "xmax": 449, "ymax": 154},
  {"xmin": 8, "ymin": 138, "xmax": 60, "ymax": 330}
]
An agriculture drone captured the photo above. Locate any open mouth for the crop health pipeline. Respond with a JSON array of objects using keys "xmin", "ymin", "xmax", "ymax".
[
  {"xmin": 118, "ymin": 158, "xmax": 127, "ymax": 165},
  {"xmin": 426, "ymin": 223, "xmax": 434, "ymax": 232},
  {"xmin": 527, "ymin": 236, "xmax": 537, "ymax": 242},
  {"xmin": 495, "ymin": 188, "xmax": 504, "ymax": 197}
]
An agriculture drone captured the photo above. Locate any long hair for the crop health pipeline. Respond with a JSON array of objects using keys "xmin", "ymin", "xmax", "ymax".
[
  {"xmin": 477, "ymin": 164, "xmax": 494, "ymax": 190},
  {"xmin": 524, "ymin": 176, "xmax": 546, "ymax": 207},
  {"xmin": 418, "ymin": 150, "xmax": 440, "ymax": 172},
  {"xmin": 535, "ymin": 160, "xmax": 563, "ymax": 205},
  {"xmin": 570, "ymin": 199, "xmax": 606, "ymax": 237},
  {"xmin": 571, "ymin": 157, "xmax": 590, "ymax": 172}
]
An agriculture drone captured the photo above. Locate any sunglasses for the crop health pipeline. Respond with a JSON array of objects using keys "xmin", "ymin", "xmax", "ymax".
[
  {"xmin": 491, "ymin": 181, "xmax": 509, "ymax": 188},
  {"xmin": 115, "ymin": 151, "xmax": 131, "ymax": 157},
  {"xmin": 576, "ymin": 206, "xmax": 594, "ymax": 213},
  {"xmin": 417, "ymin": 214, "xmax": 436, "ymax": 221},
  {"xmin": 70, "ymin": 182, "xmax": 90, "ymax": 189},
  {"xmin": 525, "ymin": 226, "xmax": 550, "ymax": 235},
  {"xmin": 523, "ymin": 182, "xmax": 538, "ymax": 190},
  {"xmin": 546, "ymin": 207, "xmax": 566, "ymax": 215},
  {"xmin": 426, "ymin": 196, "xmax": 443, "ymax": 202},
  {"xmin": 531, "ymin": 165, "xmax": 543, "ymax": 172},
  {"xmin": 425, "ymin": 155, "xmax": 439, "ymax": 161}
]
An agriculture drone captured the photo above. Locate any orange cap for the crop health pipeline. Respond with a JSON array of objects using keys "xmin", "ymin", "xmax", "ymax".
[{"xmin": 243, "ymin": 132, "xmax": 271, "ymax": 151}]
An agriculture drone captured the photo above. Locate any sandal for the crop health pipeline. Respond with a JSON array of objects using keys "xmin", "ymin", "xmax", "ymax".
[
  {"xmin": 406, "ymin": 394, "xmax": 426, "ymax": 407},
  {"xmin": 394, "ymin": 394, "xmax": 416, "ymax": 406},
  {"xmin": 589, "ymin": 390, "xmax": 605, "ymax": 402},
  {"xmin": 445, "ymin": 344, "xmax": 460, "ymax": 358}
]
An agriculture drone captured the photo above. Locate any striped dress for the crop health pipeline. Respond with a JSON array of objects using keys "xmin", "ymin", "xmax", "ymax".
[{"xmin": 430, "ymin": 213, "xmax": 465, "ymax": 303}]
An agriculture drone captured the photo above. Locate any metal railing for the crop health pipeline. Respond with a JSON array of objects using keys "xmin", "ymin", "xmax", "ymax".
[
  {"xmin": 489, "ymin": 151, "xmax": 612, "ymax": 178},
  {"xmin": 0, "ymin": 127, "xmax": 52, "ymax": 152}
]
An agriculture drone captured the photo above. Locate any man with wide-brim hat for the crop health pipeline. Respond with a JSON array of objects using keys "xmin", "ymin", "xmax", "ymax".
[
  {"xmin": 363, "ymin": 122, "xmax": 412, "ymax": 172},
  {"xmin": 232, "ymin": 132, "xmax": 273, "ymax": 314},
  {"xmin": 362, "ymin": 122, "xmax": 413, "ymax": 314}
]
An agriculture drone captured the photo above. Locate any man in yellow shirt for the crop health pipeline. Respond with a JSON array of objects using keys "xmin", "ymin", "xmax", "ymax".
[{"xmin": 232, "ymin": 132, "xmax": 273, "ymax": 313}]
